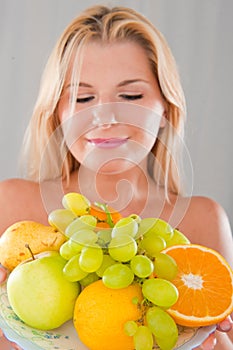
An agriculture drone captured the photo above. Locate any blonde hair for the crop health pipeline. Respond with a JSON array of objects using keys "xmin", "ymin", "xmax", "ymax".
[{"xmin": 20, "ymin": 5, "xmax": 186, "ymax": 196}]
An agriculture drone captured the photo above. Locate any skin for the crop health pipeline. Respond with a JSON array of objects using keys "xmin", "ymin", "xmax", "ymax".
[{"xmin": 0, "ymin": 41, "xmax": 232, "ymax": 349}]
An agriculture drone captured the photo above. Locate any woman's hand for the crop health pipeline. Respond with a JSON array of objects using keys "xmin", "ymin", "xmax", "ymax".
[
  {"xmin": 216, "ymin": 316, "xmax": 232, "ymax": 333},
  {"xmin": 0, "ymin": 266, "xmax": 23, "ymax": 350},
  {"xmin": 0, "ymin": 330, "xmax": 23, "ymax": 350},
  {"xmin": 194, "ymin": 331, "xmax": 216, "ymax": 350},
  {"xmin": 194, "ymin": 317, "xmax": 233, "ymax": 350},
  {"xmin": 0, "ymin": 265, "xmax": 7, "ymax": 283}
]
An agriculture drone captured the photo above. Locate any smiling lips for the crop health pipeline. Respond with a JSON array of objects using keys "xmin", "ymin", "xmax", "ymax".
[{"xmin": 88, "ymin": 138, "xmax": 128, "ymax": 149}]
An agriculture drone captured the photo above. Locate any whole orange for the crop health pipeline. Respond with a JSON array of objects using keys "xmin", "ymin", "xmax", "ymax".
[{"xmin": 73, "ymin": 280, "xmax": 143, "ymax": 350}]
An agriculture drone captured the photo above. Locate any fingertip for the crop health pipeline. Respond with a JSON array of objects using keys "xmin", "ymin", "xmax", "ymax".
[
  {"xmin": 217, "ymin": 317, "xmax": 232, "ymax": 332},
  {"xmin": 200, "ymin": 332, "xmax": 217, "ymax": 350},
  {"xmin": 11, "ymin": 342, "xmax": 23, "ymax": 350},
  {"xmin": 0, "ymin": 266, "xmax": 7, "ymax": 283}
]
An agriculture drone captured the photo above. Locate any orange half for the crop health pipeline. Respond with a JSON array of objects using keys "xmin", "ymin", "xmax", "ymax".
[{"xmin": 163, "ymin": 244, "xmax": 233, "ymax": 327}]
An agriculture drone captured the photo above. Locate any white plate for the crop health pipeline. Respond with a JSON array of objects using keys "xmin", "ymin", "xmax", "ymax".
[{"xmin": 0, "ymin": 281, "xmax": 216, "ymax": 350}]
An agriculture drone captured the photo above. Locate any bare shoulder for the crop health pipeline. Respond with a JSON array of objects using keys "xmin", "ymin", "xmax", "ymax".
[
  {"xmin": 0, "ymin": 178, "xmax": 48, "ymax": 234},
  {"xmin": 0, "ymin": 177, "xmax": 37, "ymax": 194},
  {"xmin": 178, "ymin": 195, "xmax": 233, "ymax": 266}
]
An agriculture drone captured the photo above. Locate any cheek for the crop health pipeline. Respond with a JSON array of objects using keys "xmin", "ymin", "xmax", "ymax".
[
  {"xmin": 68, "ymin": 139, "xmax": 86, "ymax": 163},
  {"xmin": 57, "ymin": 93, "xmax": 75, "ymax": 125},
  {"xmin": 142, "ymin": 89, "xmax": 166, "ymax": 118},
  {"xmin": 133, "ymin": 127, "xmax": 157, "ymax": 151}
]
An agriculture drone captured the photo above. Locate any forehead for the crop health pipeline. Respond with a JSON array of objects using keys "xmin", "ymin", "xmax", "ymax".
[
  {"xmin": 66, "ymin": 40, "xmax": 155, "ymax": 84},
  {"xmin": 82, "ymin": 40, "xmax": 150, "ymax": 61},
  {"xmin": 83, "ymin": 40, "xmax": 151, "ymax": 70}
]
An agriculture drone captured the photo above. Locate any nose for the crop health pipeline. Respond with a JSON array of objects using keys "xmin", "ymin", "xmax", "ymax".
[{"xmin": 92, "ymin": 103, "xmax": 117, "ymax": 128}]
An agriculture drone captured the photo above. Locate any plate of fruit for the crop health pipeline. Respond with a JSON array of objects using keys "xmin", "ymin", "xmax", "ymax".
[{"xmin": 0, "ymin": 192, "xmax": 232, "ymax": 350}]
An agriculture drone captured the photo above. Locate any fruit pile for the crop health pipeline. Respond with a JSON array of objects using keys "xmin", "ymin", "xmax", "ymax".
[
  {"xmin": 0, "ymin": 192, "xmax": 233, "ymax": 350},
  {"xmin": 50, "ymin": 193, "xmax": 188, "ymax": 349}
]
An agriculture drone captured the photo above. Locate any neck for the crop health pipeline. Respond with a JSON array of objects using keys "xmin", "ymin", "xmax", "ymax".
[
  {"xmin": 63, "ymin": 159, "xmax": 179, "ymax": 220},
  {"xmin": 76, "ymin": 157, "xmax": 154, "ymax": 214}
]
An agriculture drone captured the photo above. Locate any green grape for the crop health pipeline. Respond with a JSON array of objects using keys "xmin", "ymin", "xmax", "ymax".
[
  {"xmin": 108, "ymin": 235, "xmax": 137, "ymax": 262},
  {"xmin": 102, "ymin": 263, "xmax": 134, "ymax": 289},
  {"xmin": 133, "ymin": 325, "xmax": 153, "ymax": 350},
  {"xmin": 79, "ymin": 272, "xmax": 99, "ymax": 287},
  {"xmin": 62, "ymin": 192, "xmax": 90, "ymax": 216},
  {"xmin": 97, "ymin": 228, "xmax": 112, "ymax": 247},
  {"xmin": 96, "ymin": 254, "xmax": 116, "ymax": 277},
  {"xmin": 124, "ymin": 320, "xmax": 138, "ymax": 336},
  {"xmin": 111, "ymin": 217, "xmax": 138, "ymax": 238},
  {"xmin": 48, "ymin": 209, "xmax": 76, "ymax": 233},
  {"xmin": 70, "ymin": 229, "xmax": 97, "ymax": 247},
  {"xmin": 59, "ymin": 240, "xmax": 81, "ymax": 260},
  {"xmin": 142, "ymin": 278, "xmax": 178, "ymax": 308},
  {"xmin": 153, "ymin": 253, "xmax": 178, "ymax": 281},
  {"xmin": 146, "ymin": 306, "xmax": 178, "ymax": 350},
  {"xmin": 137, "ymin": 218, "xmax": 173, "ymax": 242},
  {"xmin": 79, "ymin": 245, "xmax": 103, "ymax": 273},
  {"xmin": 63, "ymin": 254, "xmax": 88, "ymax": 282},
  {"xmin": 139, "ymin": 234, "xmax": 166, "ymax": 256},
  {"xmin": 67, "ymin": 239, "xmax": 83, "ymax": 254},
  {"xmin": 129, "ymin": 214, "xmax": 141, "ymax": 224},
  {"xmin": 132, "ymin": 296, "xmax": 140, "ymax": 305},
  {"xmin": 165, "ymin": 228, "xmax": 190, "ymax": 247},
  {"xmin": 65, "ymin": 215, "xmax": 97, "ymax": 238},
  {"xmin": 130, "ymin": 255, "xmax": 154, "ymax": 278}
]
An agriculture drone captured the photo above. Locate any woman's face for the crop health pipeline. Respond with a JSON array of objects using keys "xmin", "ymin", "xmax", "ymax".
[{"xmin": 58, "ymin": 41, "xmax": 166, "ymax": 172}]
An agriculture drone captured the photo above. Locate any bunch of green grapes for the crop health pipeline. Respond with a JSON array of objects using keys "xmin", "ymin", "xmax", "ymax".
[{"xmin": 48, "ymin": 192, "xmax": 190, "ymax": 350}]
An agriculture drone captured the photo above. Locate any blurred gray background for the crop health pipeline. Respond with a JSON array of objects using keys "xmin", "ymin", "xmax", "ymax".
[{"xmin": 0, "ymin": 0, "xmax": 232, "ymax": 227}]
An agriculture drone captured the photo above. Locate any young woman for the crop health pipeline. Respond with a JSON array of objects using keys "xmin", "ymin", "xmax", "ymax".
[{"xmin": 0, "ymin": 5, "xmax": 232, "ymax": 349}]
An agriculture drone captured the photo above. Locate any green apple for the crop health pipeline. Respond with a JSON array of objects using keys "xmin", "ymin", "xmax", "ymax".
[{"xmin": 7, "ymin": 251, "xmax": 80, "ymax": 330}]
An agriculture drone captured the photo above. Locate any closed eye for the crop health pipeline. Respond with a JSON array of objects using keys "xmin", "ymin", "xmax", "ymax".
[
  {"xmin": 119, "ymin": 94, "xmax": 143, "ymax": 101},
  {"xmin": 76, "ymin": 96, "xmax": 95, "ymax": 103}
]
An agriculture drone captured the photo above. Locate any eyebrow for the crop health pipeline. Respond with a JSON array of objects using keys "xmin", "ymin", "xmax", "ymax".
[
  {"xmin": 77, "ymin": 79, "xmax": 150, "ymax": 89},
  {"xmin": 117, "ymin": 79, "xmax": 150, "ymax": 87},
  {"xmin": 64, "ymin": 79, "xmax": 150, "ymax": 92},
  {"xmin": 64, "ymin": 82, "xmax": 92, "ymax": 90},
  {"xmin": 79, "ymin": 82, "xmax": 93, "ymax": 88}
]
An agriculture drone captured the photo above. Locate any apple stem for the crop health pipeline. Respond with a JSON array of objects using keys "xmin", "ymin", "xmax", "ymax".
[{"xmin": 25, "ymin": 244, "xmax": 35, "ymax": 260}]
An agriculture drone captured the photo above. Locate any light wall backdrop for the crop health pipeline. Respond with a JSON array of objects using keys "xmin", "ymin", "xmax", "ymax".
[{"xmin": 0, "ymin": 0, "xmax": 233, "ymax": 227}]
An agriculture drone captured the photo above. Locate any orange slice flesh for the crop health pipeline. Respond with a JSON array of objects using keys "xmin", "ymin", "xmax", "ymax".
[
  {"xmin": 163, "ymin": 244, "xmax": 233, "ymax": 327},
  {"xmin": 89, "ymin": 204, "xmax": 122, "ymax": 228}
]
